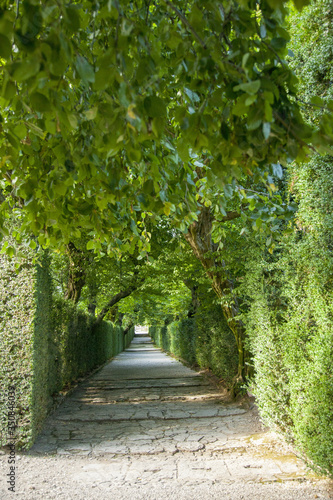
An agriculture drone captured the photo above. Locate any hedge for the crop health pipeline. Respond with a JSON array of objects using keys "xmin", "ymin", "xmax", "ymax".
[
  {"xmin": 150, "ymin": 303, "xmax": 238, "ymax": 385},
  {"xmin": 0, "ymin": 247, "xmax": 134, "ymax": 450},
  {"xmin": 239, "ymin": 154, "xmax": 333, "ymax": 478},
  {"xmin": 0, "ymin": 241, "xmax": 36, "ymax": 448}
]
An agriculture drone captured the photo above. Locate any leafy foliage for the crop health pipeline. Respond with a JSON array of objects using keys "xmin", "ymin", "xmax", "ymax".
[
  {"xmin": 2, "ymin": 0, "xmax": 333, "ymax": 475},
  {"xmin": 0, "ymin": 0, "xmax": 329, "ymax": 256},
  {"xmin": 150, "ymin": 301, "xmax": 238, "ymax": 385}
]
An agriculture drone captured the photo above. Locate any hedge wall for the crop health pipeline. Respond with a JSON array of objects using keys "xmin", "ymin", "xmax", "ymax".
[
  {"xmin": 242, "ymin": 158, "xmax": 333, "ymax": 478},
  {"xmin": 150, "ymin": 303, "xmax": 238, "ymax": 385},
  {"xmin": 0, "ymin": 242, "xmax": 36, "ymax": 448},
  {"xmin": 0, "ymin": 247, "xmax": 134, "ymax": 450}
]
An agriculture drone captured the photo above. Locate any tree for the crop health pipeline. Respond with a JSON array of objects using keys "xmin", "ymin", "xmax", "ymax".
[
  {"xmin": 0, "ymin": 0, "xmax": 328, "ymax": 250},
  {"xmin": 1, "ymin": 0, "xmax": 332, "ymax": 381}
]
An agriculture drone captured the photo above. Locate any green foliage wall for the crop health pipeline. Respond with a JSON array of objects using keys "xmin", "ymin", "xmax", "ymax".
[
  {"xmin": 150, "ymin": 303, "xmax": 238, "ymax": 385},
  {"xmin": 0, "ymin": 242, "xmax": 36, "ymax": 448},
  {"xmin": 31, "ymin": 251, "xmax": 54, "ymax": 445},
  {"xmin": 0, "ymin": 247, "xmax": 134, "ymax": 449},
  {"xmin": 49, "ymin": 301, "xmax": 132, "ymax": 393},
  {"xmin": 242, "ymin": 157, "xmax": 333, "ymax": 477}
]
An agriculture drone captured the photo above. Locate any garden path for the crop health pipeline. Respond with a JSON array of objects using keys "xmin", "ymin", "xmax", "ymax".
[{"xmin": 1, "ymin": 333, "xmax": 332, "ymax": 499}]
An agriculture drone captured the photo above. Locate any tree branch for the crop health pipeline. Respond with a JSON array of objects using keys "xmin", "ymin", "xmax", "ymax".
[
  {"xmin": 273, "ymin": 112, "xmax": 317, "ymax": 153},
  {"xmin": 94, "ymin": 278, "xmax": 144, "ymax": 326},
  {"xmin": 220, "ymin": 211, "xmax": 241, "ymax": 223},
  {"xmin": 161, "ymin": 0, "xmax": 207, "ymax": 49}
]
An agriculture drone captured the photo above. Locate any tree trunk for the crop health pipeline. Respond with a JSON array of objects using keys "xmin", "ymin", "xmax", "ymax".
[
  {"xmin": 87, "ymin": 301, "xmax": 96, "ymax": 316},
  {"xmin": 123, "ymin": 321, "xmax": 134, "ymax": 336},
  {"xmin": 65, "ymin": 242, "xmax": 86, "ymax": 304},
  {"xmin": 183, "ymin": 279, "xmax": 200, "ymax": 318},
  {"xmin": 184, "ymin": 206, "xmax": 251, "ymax": 384}
]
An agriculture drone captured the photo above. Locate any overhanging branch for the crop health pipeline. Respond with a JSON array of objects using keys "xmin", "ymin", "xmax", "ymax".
[
  {"xmin": 161, "ymin": 0, "xmax": 207, "ymax": 49},
  {"xmin": 94, "ymin": 278, "xmax": 144, "ymax": 326},
  {"xmin": 220, "ymin": 211, "xmax": 241, "ymax": 223}
]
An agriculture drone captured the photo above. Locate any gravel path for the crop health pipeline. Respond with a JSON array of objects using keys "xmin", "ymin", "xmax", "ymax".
[{"xmin": 1, "ymin": 334, "xmax": 332, "ymax": 499}]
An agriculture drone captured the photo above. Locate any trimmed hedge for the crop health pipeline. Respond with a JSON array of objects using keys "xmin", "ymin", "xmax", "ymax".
[
  {"xmin": 243, "ymin": 239, "xmax": 333, "ymax": 478},
  {"xmin": 150, "ymin": 304, "xmax": 238, "ymax": 384},
  {"xmin": 240, "ymin": 155, "xmax": 333, "ymax": 477},
  {"xmin": 234, "ymin": 1, "xmax": 333, "ymax": 478},
  {"xmin": 0, "ymin": 242, "xmax": 36, "ymax": 448},
  {"xmin": 0, "ymin": 247, "xmax": 134, "ymax": 449}
]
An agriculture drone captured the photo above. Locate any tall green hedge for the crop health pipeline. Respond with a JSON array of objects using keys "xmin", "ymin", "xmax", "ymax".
[
  {"xmin": 0, "ymin": 242, "xmax": 36, "ymax": 448},
  {"xmin": 0, "ymin": 246, "xmax": 134, "ymax": 450},
  {"xmin": 235, "ymin": 156, "xmax": 333, "ymax": 479},
  {"xmin": 31, "ymin": 251, "xmax": 54, "ymax": 445},
  {"xmin": 242, "ymin": 159, "xmax": 333, "ymax": 478},
  {"xmin": 238, "ymin": 0, "xmax": 333, "ymax": 478},
  {"xmin": 150, "ymin": 303, "xmax": 238, "ymax": 384}
]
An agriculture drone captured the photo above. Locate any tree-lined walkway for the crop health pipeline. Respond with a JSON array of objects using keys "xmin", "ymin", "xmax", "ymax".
[
  {"xmin": 30, "ymin": 333, "xmax": 259, "ymax": 457},
  {"xmin": 1, "ymin": 334, "xmax": 332, "ymax": 499}
]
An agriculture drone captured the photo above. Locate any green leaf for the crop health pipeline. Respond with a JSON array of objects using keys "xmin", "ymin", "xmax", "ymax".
[
  {"xmin": 310, "ymin": 96, "xmax": 324, "ymax": 107},
  {"xmin": 184, "ymin": 88, "xmax": 200, "ymax": 103},
  {"xmin": 264, "ymin": 101, "xmax": 273, "ymax": 122},
  {"xmin": 260, "ymin": 23, "xmax": 267, "ymax": 39},
  {"xmin": 151, "ymin": 117, "xmax": 165, "ymax": 137},
  {"xmin": 2, "ymin": 80, "xmax": 16, "ymax": 100},
  {"xmin": 54, "ymin": 182, "xmax": 67, "ymax": 196},
  {"xmin": 130, "ymin": 219, "xmax": 139, "ymax": 235},
  {"xmin": 0, "ymin": 34, "xmax": 12, "ymax": 59},
  {"xmin": 272, "ymin": 163, "xmax": 283, "ymax": 179},
  {"xmin": 248, "ymin": 118, "xmax": 262, "ymax": 130},
  {"xmin": 128, "ymin": 147, "xmax": 142, "ymax": 162},
  {"xmin": 65, "ymin": 5, "xmax": 81, "ymax": 32},
  {"xmin": 86, "ymin": 240, "xmax": 95, "ymax": 250},
  {"xmin": 30, "ymin": 92, "xmax": 51, "ymax": 112},
  {"xmin": 68, "ymin": 114, "xmax": 78, "ymax": 129},
  {"xmin": 263, "ymin": 122, "xmax": 271, "ymax": 140},
  {"xmin": 232, "ymin": 95, "xmax": 248, "ymax": 116},
  {"xmin": 163, "ymin": 202, "xmax": 172, "ymax": 216},
  {"xmin": 13, "ymin": 123, "xmax": 26, "ymax": 139},
  {"xmin": 245, "ymin": 95, "xmax": 257, "ymax": 106},
  {"xmin": 94, "ymin": 66, "xmax": 115, "ymax": 90},
  {"xmin": 292, "ymin": 0, "xmax": 311, "ymax": 11},
  {"xmin": 270, "ymin": 38, "xmax": 287, "ymax": 50},
  {"xmin": 76, "ymin": 56, "xmax": 95, "ymax": 84},
  {"xmin": 144, "ymin": 96, "xmax": 166, "ymax": 117},
  {"xmin": 234, "ymin": 80, "xmax": 261, "ymax": 95},
  {"xmin": 12, "ymin": 59, "xmax": 40, "ymax": 82},
  {"xmin": 85, "ymin": 107, "xmax": 98, "ymax": 120},
  {"xmin": 6, "ymin": 246, "xmax": 16, "ymax": 258}
]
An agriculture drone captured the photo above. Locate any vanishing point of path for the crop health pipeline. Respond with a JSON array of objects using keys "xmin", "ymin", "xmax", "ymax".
[{"xmin": 1, "ymin": 334, "xmax": 332, "ymax": 499}]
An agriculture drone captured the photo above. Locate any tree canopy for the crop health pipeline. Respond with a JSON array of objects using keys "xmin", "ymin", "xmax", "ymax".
[{"xmin": 1, "ymin": 0, "xmax": 331, "ymax": 257}]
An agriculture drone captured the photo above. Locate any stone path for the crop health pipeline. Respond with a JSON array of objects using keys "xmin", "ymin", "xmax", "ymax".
[{"xmin": 1, "ymin": 334, "xmax": 332, "ymax": 499}]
